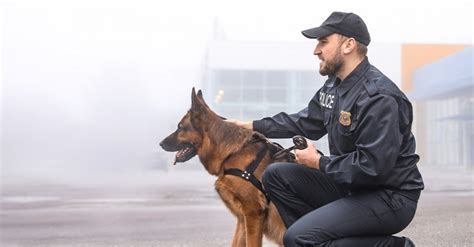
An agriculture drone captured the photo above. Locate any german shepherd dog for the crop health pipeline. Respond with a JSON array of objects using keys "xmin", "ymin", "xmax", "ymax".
[{"xmin": 160, "ymin": 88, "xmax": 290, "ymax": 246}]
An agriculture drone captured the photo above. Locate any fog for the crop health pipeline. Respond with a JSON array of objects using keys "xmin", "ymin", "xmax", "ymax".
[{"xmin": 1, "ymin": 0, "xmax": 473, "ymax": 184}]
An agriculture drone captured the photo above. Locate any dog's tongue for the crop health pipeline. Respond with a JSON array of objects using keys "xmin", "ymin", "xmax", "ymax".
[
  {"xmin": 173, "ymin": 155, "xmax": 183, "ymax": 165},
  {"xmin": 173, "ymin": 156, "xmax": 179, "ymax": 165},
  {"xmin": 173, "ymin": 153, "xmax": 181, "ymax": 165},
  {"xmin": 174, "ymin": 148, "xmax": 187, "ymax": 165}
]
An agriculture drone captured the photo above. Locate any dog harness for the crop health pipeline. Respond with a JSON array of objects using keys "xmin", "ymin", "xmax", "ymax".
[{"xmin": 223, "ymin": 138, "xmax": 285, "ymax": 202}]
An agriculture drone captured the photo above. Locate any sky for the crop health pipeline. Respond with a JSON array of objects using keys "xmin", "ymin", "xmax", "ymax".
[{"xmin": 0, "ymin": 0, "xmax": 473, "ymax": 179}]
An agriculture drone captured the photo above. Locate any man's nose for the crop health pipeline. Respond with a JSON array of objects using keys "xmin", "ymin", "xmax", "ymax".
[{"xmin": 313, "ymin": 47, "xmax": 321, "ymax": 56}]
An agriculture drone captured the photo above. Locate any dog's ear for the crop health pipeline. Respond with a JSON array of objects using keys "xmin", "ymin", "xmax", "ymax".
[
  {"xmin": 196, "ymin": 90, "xmax": 211, "ymax": 110},
  {"xmin": 191, "ymin": 87, "xmax": 205, "ymax": 113},
  {"xmin": 196, "ymin": 89, "xmax": 227, "ymax": 120},
  {"xmin": 191, "ymin": 87, "xmax": 197, "ymax": 105}
]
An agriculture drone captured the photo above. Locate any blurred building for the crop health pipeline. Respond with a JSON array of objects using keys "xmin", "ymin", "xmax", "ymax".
[
  {"xmin": 406, "ymin": 45, "xmax": 473, "ymax": 168},
  {"xmin": 202, "ymin": 40, "xmax": 473, "ymax": 169}
]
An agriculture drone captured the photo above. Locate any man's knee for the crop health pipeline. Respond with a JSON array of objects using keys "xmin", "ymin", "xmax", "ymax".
[
  {"xmin": 283, "ymin": 227, "xmax": 299, "ymax": 247},
  {"xmin": 262, "ymin": 163, "xmax": 280, "ymax": 186},
  {"xmin": 262, "ymin": 162, "xmax": 293, "ymax": 188}
]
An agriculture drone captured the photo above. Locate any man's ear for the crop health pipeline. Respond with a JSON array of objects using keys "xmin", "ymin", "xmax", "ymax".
[{"xmin": 342, "ymin": 38, "xmax": 356, "ymax": 55}]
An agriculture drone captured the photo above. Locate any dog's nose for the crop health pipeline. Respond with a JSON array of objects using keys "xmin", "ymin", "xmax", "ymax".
[{"xmin": 159, "ymin": 140, "xmax": 164, "ymax": 147}]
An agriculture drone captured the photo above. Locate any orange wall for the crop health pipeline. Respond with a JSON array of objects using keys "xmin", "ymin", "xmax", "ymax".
[{"xmin": 401, "ymin": 44, "xmax": 469, "ymax": 92}]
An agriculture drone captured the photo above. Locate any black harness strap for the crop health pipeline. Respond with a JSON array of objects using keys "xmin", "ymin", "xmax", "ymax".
[
  {"xmin": 245, "ymin": 142, "xmax": 268, "ymax": 174},
  {"xmin": 224, "ymin": 141, "xmax": 270, "ymax": 201}
]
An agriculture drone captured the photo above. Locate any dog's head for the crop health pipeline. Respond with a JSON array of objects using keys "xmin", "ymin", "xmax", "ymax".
[{"xmin": 159, "ymin": 88, "xmax": 217, "ymax": 165}]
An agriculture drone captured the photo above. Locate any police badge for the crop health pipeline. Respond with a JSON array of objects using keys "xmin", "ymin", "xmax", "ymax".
[{"xmin": 339, "ymin": 111, "xmax": 351, "ymax": 126}]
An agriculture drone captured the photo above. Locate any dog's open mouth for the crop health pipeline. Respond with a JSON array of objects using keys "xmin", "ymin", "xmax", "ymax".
[{"xmin": 174, "ymin": 144, "xmax": 197, "ymax": 165}]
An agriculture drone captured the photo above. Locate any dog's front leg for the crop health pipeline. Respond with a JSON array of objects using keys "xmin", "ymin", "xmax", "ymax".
[
  {"xmin": 244, "ymin": 214, "xmax": 265, "ymax": 247},
  {"xmin": 231, "ymin": 217, "xmax": 246, "ymax": 247}
]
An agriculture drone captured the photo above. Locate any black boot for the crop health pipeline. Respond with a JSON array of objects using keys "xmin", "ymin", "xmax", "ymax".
[{"xmin": 403, "ymin": 237, "xmax": 415, "ymax": 247}]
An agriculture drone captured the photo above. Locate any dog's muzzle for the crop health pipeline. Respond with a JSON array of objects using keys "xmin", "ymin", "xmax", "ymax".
[{"xmin": 160, "ymin": 139, "xmax": 197, "ymax": 165}]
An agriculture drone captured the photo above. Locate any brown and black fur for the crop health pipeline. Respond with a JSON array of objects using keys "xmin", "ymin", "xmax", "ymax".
[{"xmin": 160, "ymin": 88, "xmax": 288, "ymax": 246}]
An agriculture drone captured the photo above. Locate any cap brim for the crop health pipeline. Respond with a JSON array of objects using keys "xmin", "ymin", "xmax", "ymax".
[{"xmin": 301, "ymin": 26, "xmax": 333, "ymax": 39}]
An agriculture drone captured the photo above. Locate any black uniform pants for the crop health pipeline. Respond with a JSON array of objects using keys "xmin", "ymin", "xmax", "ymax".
[{"xmin": 262, "ymin": 163, "xmax": 419, "ymax": 247}]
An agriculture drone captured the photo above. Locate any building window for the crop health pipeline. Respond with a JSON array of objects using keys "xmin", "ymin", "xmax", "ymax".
[{"xmin": 207, "ymin": 68, "xmax": 329, "ymax": 154}]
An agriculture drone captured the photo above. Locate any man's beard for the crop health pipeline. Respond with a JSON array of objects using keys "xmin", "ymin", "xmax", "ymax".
[{"xmin": 319, "ymin": 51, "xmax": 344, "ymax": 76}]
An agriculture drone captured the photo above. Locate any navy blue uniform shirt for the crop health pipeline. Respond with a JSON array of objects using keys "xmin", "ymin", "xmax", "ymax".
[{"xmin": 253, "ymin": 57, "xmax": 424, "ymax": 193}]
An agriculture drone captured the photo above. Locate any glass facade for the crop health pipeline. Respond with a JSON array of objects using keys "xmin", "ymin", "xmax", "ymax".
[
  {"xmin": 205, "ymin": 69, "xmax": 331, "ymax": 154},
  {"xmin": 424, "ymin": 94, "xmax": 473, "ymax": 167},
  {"xmin": 410, "ymin": 46, "xmax": 473, "ymax": 168}
]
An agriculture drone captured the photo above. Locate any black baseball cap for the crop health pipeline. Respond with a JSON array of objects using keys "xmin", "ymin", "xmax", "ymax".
[{"xmin": 302, "ymin": 12, "xmax": 371, "ymax": 46}]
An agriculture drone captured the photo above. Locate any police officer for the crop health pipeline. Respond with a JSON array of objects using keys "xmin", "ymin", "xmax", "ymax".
[{"xmin": 227, "ymin": 11, "xmax": 424, "ymax": 247}]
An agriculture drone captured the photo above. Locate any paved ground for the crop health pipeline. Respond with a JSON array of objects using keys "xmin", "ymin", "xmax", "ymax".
[{"xmin": 0, "ymin": 166, "xmax": 472, "ymax": 246}]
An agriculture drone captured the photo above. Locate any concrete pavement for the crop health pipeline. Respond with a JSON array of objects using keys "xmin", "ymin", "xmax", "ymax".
[{"xmin": 1, "ymin": 166, "xmax": 472, "ymax": 246}]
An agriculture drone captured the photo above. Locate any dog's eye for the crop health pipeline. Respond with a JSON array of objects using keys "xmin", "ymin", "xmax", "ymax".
[{"xmin": 178, "ymin": 124, "xmax": 184, "ymax": 130}]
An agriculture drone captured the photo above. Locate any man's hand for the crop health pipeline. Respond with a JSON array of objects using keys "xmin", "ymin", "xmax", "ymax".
[
  {"xmin": 295, "ymin": 140, "xmax": 321, "ymax": 169},
  {"xmin": 225, "ymin": 119, "xmax": 253, "ymax": 130}
]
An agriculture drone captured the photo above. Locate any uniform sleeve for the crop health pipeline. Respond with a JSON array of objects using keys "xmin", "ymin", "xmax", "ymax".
[
  {"xmin": 253, "ymin": 97, "xmax": 327, "ymax": 140},
  {"xmin": 319, "ymin": 95, "xmax": 403, "ymax": 187}
]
